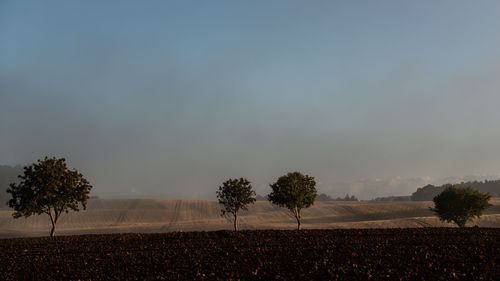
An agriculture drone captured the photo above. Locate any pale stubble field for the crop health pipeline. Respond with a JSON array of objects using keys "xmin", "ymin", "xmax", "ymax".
[{"xmin": 1, "ymin": 198, "xmax": 499, "ymax": 237}]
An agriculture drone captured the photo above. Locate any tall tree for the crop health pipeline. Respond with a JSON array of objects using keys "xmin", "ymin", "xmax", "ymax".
[
  {"xmin": 431, "ymin": 186, "xmax": 491, "ymax": 227},
  {"xmin": 268, "ymin": 171, "xmax": 317, "ymax": 230},
  {"xmin": 7, "ymin": 157, "xmax": 92, "ymax": 236},
  {"xmin": 216, "ymin": 178, "xmax": 256, "ymax": 231}
]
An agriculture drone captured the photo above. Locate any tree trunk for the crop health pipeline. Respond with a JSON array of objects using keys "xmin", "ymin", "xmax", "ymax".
[
  {"xmin": 233, "ymin": 214, "xmax": 238, "ymax": 231},
  {"xmin": 294, "ymin": 207, "xmax": 301, "ymax": 231},
  {"xmin": 50, "ymin": 223, "xmax": 56, "ymax": 237},
  {"xmin": 48, "ymin": 209, "xmax": 60, "ymax": 237}
]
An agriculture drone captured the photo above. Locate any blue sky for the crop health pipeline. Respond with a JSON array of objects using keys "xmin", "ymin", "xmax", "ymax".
[{"xmin": 2, "ymin": 1, "xmax": 500, "ymax": 199}]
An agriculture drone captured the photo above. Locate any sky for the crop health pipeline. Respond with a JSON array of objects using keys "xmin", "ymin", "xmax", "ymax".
[{"xmin": 1, "ymin": 1, "xmax": 500, "ymax": 199}]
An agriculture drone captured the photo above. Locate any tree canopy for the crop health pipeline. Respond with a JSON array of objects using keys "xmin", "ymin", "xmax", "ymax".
[
  {"xmin": 7, "ymin": 157, "xmax": 92, "ymax": 236},
  {"xmin": 216, "ymin": 178, "xmax": 256, "ymax": 231},
  {"xmin": 268, "ymin": 171, "xmax": 317, "ymax": 230},
  {"xmin": 431, "ymin": 186, "xmax": 491, "ymax": 227}
]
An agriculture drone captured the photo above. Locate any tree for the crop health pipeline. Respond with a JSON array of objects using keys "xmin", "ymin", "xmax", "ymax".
[
  {"xmin": 7, "ymin": 157, "xmax": 92, "ymax": 236},
  {"xmin": 268, "ymin": 171, "xmax": 317, "ymax": 230},
  {"xmin": 431, "ymin": 186, "xmax": 492, "ymax": 227},
  {"xmin": 216, "ymin": 178, "xmax": 256, "ymax": 231}
]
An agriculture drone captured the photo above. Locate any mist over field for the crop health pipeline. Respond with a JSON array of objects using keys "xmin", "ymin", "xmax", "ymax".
[
  {"xmin": 2, "ymin": 4, "xmax": 500, "ymax": 281},
  {"xmin": 1, "ymin": 198, "xmax": 499, "ymax": 238},
  {"xmin": 2, "ymin": 1, "xmax": 500, "ymax": 200}
]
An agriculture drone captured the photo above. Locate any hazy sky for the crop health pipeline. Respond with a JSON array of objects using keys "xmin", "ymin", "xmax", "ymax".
[{"xmin": 2, "ymin": 1, "xmax": 500, "ymax": 199}]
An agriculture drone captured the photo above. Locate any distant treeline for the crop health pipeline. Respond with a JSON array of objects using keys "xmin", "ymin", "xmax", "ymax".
[
  {"xmin": 256, "ymin": 193, "xmax": 359, "ymax": 202},
  {"xmin": 410, "ymin": 180, "xmax": 500, "ymax": 201},
  {"xmin": 372, "ymin": 196, "xmax": 411, "ymax": 202},
  {"xmin": 372, "ymin": 180, "xmax": 500, "ymax": 202},
  {"xmin": 317, "ymin": 193, "xmax": 359, "ymax": 201}
]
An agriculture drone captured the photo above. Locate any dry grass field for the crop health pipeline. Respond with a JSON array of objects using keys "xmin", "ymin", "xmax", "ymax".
[{"xmin": 0, "ymin": 198, "xmax": 499, "ymax": 237}]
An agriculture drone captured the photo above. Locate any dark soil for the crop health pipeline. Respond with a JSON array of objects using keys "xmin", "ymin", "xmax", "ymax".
[{"xmin": 0, "ymin": 228, "xmax": 498, "ymax": 280}]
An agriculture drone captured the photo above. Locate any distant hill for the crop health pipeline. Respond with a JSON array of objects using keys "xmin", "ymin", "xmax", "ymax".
[
  {"xmin": 316, "ymin": 193, "xmax": 359, "ymax": 202},
  {"xmin": 372, "ymin": 196, "xmax": 411, "ymax": 202},
  {"xmin": 0, "ymin": 165, "xmax": 23, "ymax": 208},
  {"xmin": 411, "ymin": 180, "xmax": 500, "ymax": 201}
]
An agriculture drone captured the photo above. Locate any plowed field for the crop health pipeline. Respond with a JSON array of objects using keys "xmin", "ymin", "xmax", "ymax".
[{"xmin": 0, "ymin": 228, "xmax": 498, "ymax": 280}]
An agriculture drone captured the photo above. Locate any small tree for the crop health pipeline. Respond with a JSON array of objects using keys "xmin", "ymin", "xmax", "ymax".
[
  {"xmin": 431, "ymin": 186, "xmax": 491, "ymax": 227},
  {"xmin": 216, "ymin": 178, "xmax": 256, "ymax": 231},
  {"xmin": 7, "ymin": 157, "xmax": 92, "ymax": 236},
  {"xmin": 268, "ymin": 171, "xmax": 317, "ymax": 230}
]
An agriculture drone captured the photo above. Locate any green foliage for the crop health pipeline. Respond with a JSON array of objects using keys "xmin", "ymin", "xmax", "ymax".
[
  {"xmin": 268, "ymin": 171, "xmax": 317, "ymax": 230},
  {"xmin": 7, "ymin": 157, "xmax": 92, "ymax": 236},
  {"xmin": 431, "ymin": 186, "xmax": 492, "ymax": 227},
  {"xmin": 216, "ymin": 178, "xmax": 256, "ymax": 231}
]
